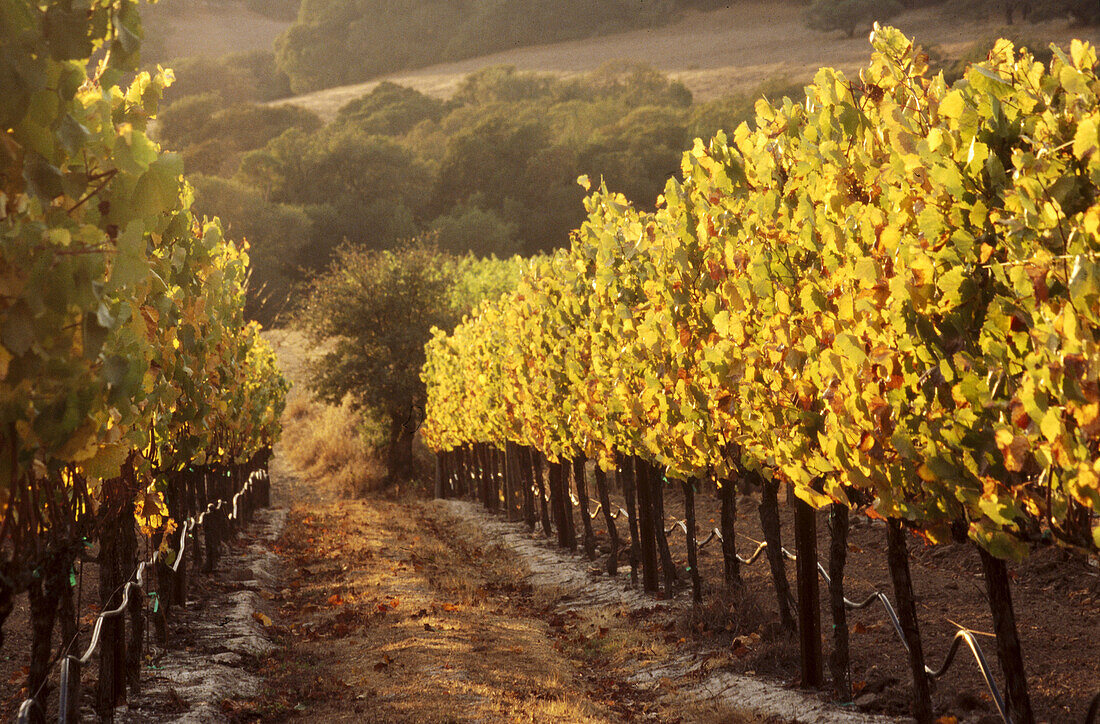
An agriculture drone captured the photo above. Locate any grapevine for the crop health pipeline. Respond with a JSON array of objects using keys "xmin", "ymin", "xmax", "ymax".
[
  {"xmin": 1, "ymin": 0, "xmax": 287, "ymax": 711},
  {"xmin": 422, "ymin": 26, "xmax": 1100, "ymax": 723}
]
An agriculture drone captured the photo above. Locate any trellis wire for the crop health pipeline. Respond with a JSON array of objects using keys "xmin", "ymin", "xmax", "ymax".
[
  {"xmin": 14, "ymin": 468, "xmax": 269, "ymax": 724},
  {"xmin": 445, "ymin": 457, "xmax": 1098, "ymax": 723},
  {"xmin": 555, "ymin": 485, "xmax": 1016, "ymax": 720}
]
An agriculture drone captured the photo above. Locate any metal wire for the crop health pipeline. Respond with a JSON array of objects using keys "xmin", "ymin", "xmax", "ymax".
[
  {"xmin": 533, "ymin": 484, "xmax": 1016, "ymax": 724},
  {"xmin": 14, "ymin": 469, "xmax": 267, "ymax": 724},
  {"xmin": 464, "ymin": 471, "xmax": 1100, "ymax": 723}
]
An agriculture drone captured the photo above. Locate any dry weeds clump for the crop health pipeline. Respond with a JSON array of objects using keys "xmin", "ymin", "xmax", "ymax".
[
  {"xmin": 266, "ymin": 328, "xmax": 385, "ymax": 496},
  {"xmin": 281, "ymin": 392, "xmax": 384, "ymax": 496}
]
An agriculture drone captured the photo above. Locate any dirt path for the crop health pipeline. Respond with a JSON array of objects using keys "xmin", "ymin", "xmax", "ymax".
[
  {"xmin": 239, "ymin": 458, "xmax": 659, "ymax": 722},
  {"xmin": 275, "ymin": 2, "xmax": 1100, "ymax": 120},
  {"xmin": 227, "ymin": 446, "xmax": 903, "ymax": 724}
]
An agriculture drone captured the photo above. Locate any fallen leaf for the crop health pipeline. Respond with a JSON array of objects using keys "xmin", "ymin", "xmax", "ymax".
[{"xmin": 252, "ymin": 612, "xmax": 273, "ymax": 627}]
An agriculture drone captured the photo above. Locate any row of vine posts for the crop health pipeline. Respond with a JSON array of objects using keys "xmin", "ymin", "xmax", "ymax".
[
  {"xmin": 434, "ymin": 443, "xmax": 1100, "ymax": 724},
  {"xmin": 8, "ymin": 450, "xmax": 272, "ymax": 723}
]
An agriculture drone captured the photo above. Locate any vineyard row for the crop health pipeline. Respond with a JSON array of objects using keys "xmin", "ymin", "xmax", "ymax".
[
  {"xmin": 1, "ymin": 2, "xmax": 288, "ymax": 719},
  {"xmin": 421, "ymin": 27, "xmax": 1100, "ymax": 724}
]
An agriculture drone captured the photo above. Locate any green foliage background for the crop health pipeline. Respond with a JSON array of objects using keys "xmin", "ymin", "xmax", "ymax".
[{"xmin": 162, "ymin": 63, "xmax": 777, "ymax": 324}]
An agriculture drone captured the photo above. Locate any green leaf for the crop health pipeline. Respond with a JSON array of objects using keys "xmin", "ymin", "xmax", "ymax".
[
  {"xmin": 58, "ymin": 113, "xmax": 90, "ymax": 154},
  {"xmin": 1, "ymin": 303, "xmax": 35, "ymax": 356},
  {"xmin": 44, "ymin": 5, "xmax": 93, "ymax": 60},
  {"xmin": 83, "ymin": 311, "xmax": 108, "ymax": 361},
  {"xmin": 972, "ymin": 65, "xmax": 1012, "ymax": 89},
  {"xmin": 24, "ymin": 152, "xmax": 64, "ymax": 199},
  {"xmin": 938, "ymin": 267, "xmax": 972, "ymax": 307},
  {"xmin": 132, "ymin": 153, "xmax": 183, "ymax": 217},
  {"xmin": 82, "ymin": 442, "xmax": 130, "ymax": 481},
  {"xmin": 108, "ymin": 222, "xmax": 149, "ymax": 291}
]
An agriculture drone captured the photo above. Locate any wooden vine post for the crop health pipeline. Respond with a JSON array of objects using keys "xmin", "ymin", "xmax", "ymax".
[
  {"xmin": 434, "ymin": 451, "xmax": 445, "ymax": 499},
  {"xmin": 978, "ymin": 546, "xmax": 1035, "ymax": 724},
  {"xmin": 521, "ymin": 447, "xmax": 537, "ymax": 530},
  {"xmin": 827, "ymin": 502, "xmax": 852, "ymax": 701},
  {"xmin": 633, "ymin": 458, "xmax": 661, "ymax": 592},
  {"xmin": 534, "ymin": 453, "xmax": 552, "ymax": 538},
  {"xmin": 620, "ymin": 458, "xmax": 642, "ymax": 586},
  {"xmin": 756, "ymin": 472, "xmax": 796, "ymax": 632},
  {"xmin": 793, "ymin": 487, "xmax": 823, "ymax": 688},
  {"xmin": 682, "ymin": 479, "xmax": 703, "ymax": 603},
  {"xmin": 718, "ymin": 476, "xmax": 741, "ymax": 589},
  {"xmin": 594, "ymin": 466, "xmax": 621, "ymax": 575},
  {"xmin": 649, "ymin": 466, "xmax": 678, "ymax": 598},
  {"xmin": 573, "ymin": 456, "xmax": 596, "ymax": 558},
  {"xmin": 561, "ymin": 461, "xmax": 577, "ymax": 549},
  {"xmin": 885, "ymin": 519, "xmax": 933, "ymax": 724}
]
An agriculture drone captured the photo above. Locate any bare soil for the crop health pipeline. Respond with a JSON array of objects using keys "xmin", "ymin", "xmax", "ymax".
[
  {"xmin": 585, "ymin": 480, "xmax": 1100, "ymax": 723},
  {"xmin": 275, "ymin": 2, "xmax": 1100, "ymax": 121},
  {"xmin": 229, "ymin": 455, "xmax": 717, "ymax": 722}
]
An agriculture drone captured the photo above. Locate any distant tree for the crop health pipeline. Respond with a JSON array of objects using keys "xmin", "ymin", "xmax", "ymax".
[
  {"xmin": 805, "ymin": 0, "xmax": 903, "ymax": 37},
  {"xmin": 336, "ymin": 82, "xmax": 445, "ymax": 136},
  {"xmin": 189, "ymin": 175, "xmax": 313, "ymax": 324},
  {"xmin": 450, "ymin": 66, "xmax": 557, "ymax": 106},
  {"xmin": 158, "ymin": 99, "xmax": 320, "ymax": 175},
  {"xmin": 581, "ymin": 105, "xmax": 689, "ymax": 207},
  {"xmin": 434, "ymin": 115, "xmax": 551, "ymax": 218},
  {"xmin": 687, "ymin": 76, "xmax": 807, "ymax": 139},
  {"xmin": 244, "ymin": 0, "xmax": 300, "ymax": 20},
  {"xmin": 297, "ymin": 242, "xmax": 457, "ymax": 483},
  {"xmin": 1026, "ymin": 0, "xmax": 1100, "ymax": 24},
  {"xmin": 237, "ymin": 127, "xmax": 432, "ymax": 247},
  {"xmin": 428, "ymin": 205, "xmax": 519, "ymax": 258},
  {"xmin": 275, "ymin": 0, "xmax": 679, "ymax": 94},
  {"xmin": 157, "ymin": 93, "xmax": 222, "ymax": 148},
  {"xmin": 164, "ymin": 50, "xmax": 292, "ymax": 104},
  {"xmin": 576, "ymin": 62, "xmax": 694, "ymax": 108},
  {"xmin": 296, "ymin": 243, "xmax": 525, "ymax": 482}
]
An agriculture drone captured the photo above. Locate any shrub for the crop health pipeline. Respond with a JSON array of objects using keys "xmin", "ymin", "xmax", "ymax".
[
  {"xmin": 805, "ymin": 0, "xmax": 903, "ymax": 38},
  {"xmin": 429, "ymin": 205, "xmax": 519, "ymax": 258}
]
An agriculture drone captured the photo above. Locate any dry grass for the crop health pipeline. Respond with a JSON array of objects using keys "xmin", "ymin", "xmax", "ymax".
[
  {"xmin": 280, "ymin": 393, "xmax": 384, "ymax": 497},
  {"xmin": 685, "ymin": 582, "xmax": 769, "ymax": 644},
  {"xmin": 144, "ymin": 2, "xmax": 291, "ymax": 61},
  {"xmin": 265, "ymin": 328, "xmax": 386, "ymax": 497},
  {"xmin": 274, "ymin": 1, "xmax": 1100, "ymax": 121}
]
